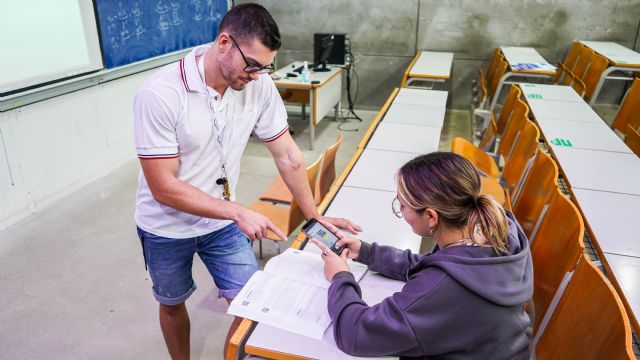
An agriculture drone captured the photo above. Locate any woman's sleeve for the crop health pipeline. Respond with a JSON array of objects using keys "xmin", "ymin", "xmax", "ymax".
[
  {"xmin": 327, "ymin": 272, "xmax": 423, "ymax": 357},
  {"xmin": 356, "ymin": 241, "xmax": 423, "ymax": 281}
]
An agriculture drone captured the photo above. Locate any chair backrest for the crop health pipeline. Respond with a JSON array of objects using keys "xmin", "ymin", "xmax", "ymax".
[
  {"xmin": 535, "ymin": 254, "xmax": 634, "ymax": 360},
  {"xmin": 497, "ymin": 99, "xmax": 529, "ymax": 160},
  {"xmin": 625, "ymin": 124, "xmax": 640, "ymax": 157},
  {"xmin": 288, "ymin": 155, "xmax": 323, "ymax": 233},
  {"xmin": 612, "ymin": 78, "xmax": 640, "ymax": 135},
  {"xmin": 475, "ymin": 66, "xmax": 488, "ymax": 108},
  {"xmin": 563, "ymin": 41, "xmax": 583, "ymax": 71},
  {"xmin": 512, "ymin": 151, "xmax": 559, "ymax": 238},
  {"xmin": 485, "ymin": 48, "xmax": 502, "ymax": 84},
  {"xmin": 488, "ymin": 59, "xmax": 508, "ymax": 99},
  {"xmin": 501, "ymin": 119, "xmax": 540, "ymax": 192},
  {"xmin": 496, "ymin": 85, "xmax": 522, "ymax": 135},
  {"xmin": 478, "ymin": 113, "xmax": 498, "ymax": 151},
  {"xmin": 530, "ymin": 189, "xmax": 585, "ymax": 335},
  {"xmin": 572, "ymin": 46, "xmax": 594, "ymax": 79},
  {"xmin": 570, "ymin": 74, "xmax": 587, "ymax": 98},
  {"xmin": 583, "ymin": 53, "xmax": 610, "ymax": 100},
  {"xmin": 315, "ymin": 132, "xmax": 344, "ymax": 205}
]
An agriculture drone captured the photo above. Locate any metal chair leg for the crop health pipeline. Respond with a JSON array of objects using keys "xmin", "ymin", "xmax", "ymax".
[{"xmin": 259, "ymin": 239, "xmax": 263, "ymax": 259}]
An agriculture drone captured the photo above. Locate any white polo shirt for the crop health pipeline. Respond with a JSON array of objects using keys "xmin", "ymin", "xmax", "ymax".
[{"xmin": 133, "ymin": 45, "xmax": 289, "ymax": 239}]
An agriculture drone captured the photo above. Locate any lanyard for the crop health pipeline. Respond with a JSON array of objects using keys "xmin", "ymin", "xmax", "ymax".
[{"xmin": 199, "ymin": 54, "xmax": 233, "ymax": 200}]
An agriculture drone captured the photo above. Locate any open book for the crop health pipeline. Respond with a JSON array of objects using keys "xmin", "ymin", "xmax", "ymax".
[{"xmin": 228, "ymin": 248, "xmax": 368, "ymax": 339}]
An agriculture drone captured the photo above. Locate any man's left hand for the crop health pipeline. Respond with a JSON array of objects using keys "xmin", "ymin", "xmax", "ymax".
[{"xmin": 318, "ymin": 215, "xmax": 362, "ymax": 235}]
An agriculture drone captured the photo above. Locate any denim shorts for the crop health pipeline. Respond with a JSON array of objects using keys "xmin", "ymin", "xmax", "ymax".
[{"xmin": 136, "ymin": 223, "xmax": 259, "ymax": 304}]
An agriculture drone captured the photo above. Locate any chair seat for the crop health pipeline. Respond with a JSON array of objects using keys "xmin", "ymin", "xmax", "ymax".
[
  {"xmin": 259, "ymin": 177, "xmax": 293, "ymax": 204},
  {"xmin": 480, "ymin": 176, "xmax": 506, "ymax": 206},
  {"xmin": 452, "ymin": 137, "xmax": 500, "ymax": 178},
  {"xmin": 248, "ymin": 201, "xmax": 291, "ymax": 241}
]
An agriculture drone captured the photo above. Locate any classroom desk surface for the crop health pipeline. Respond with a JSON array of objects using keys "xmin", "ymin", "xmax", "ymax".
[
  {"xmin": 500, "ymin": 46, "xmax": 556, "ymax": 74},
  {"xmin": 382, "ymin": 102, "xmax": 446, "ymax": 128},
  {"xmin": 394, "ymin": 88, "xmax": 448, "ymax": 107},
  {"xmin": 365, "ymin": 122, "xmax": 441, "ymax": 154},
  {"xmin": 324, "ymin": 186, "xmax": 422, "ymax": 252},
  {"xmin": 527, "ymin": 100, "xmax": 601, "ymax": 123},
  {"xmin": 572, "ymin": 188, "xmax": 640, "ymax": 258},
  {"xmin": 600, "ymin": 253, "xmax": 640, "ymax": 333},
  {"xmin": 581, "ymin": 41, "xmax": 640, "ymax": 67},
  {"xmin": 408, "ymin": 51, "xmax": 454, "ymax": 79},
  {"xmin": 536, "ymin": 118, "xmax": 632, "ymax": 154},
  {"xmin": 244, "ymin": 271, "xmax": 403, "ymax": 360},
  {"xmin": 552, "ymin": 147, "xmax": 640, "ymax": 196},
  {"xmin": 519, "ymin": 83, "xmax": 584, "ymax": 103},
  {"xmin": 343, "ymin": 148, "xmax": 419, "ymax": 192}
]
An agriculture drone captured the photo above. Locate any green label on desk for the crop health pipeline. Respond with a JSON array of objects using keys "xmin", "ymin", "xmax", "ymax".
[
  {"xmin": 524, "ymin": 84, "xmax": 536, "ymax": 88},
  {"xmin": 527, "ymin": 93, "xmax": 543, "ymax": 99},
  {"xmin": 551, "ymin": 138, "xmax": 573, "ymax": 147}
]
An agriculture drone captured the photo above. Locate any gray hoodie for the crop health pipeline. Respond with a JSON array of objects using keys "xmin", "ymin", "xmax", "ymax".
[{"xmin": 328, "ymin": 211, "xmax": 533, "ymax": 359}]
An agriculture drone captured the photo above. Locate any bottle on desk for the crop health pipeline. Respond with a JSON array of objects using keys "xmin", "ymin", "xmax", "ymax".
[{"xmin": 300, "ymin": 61, "xmax": 310, "ymax": 83}]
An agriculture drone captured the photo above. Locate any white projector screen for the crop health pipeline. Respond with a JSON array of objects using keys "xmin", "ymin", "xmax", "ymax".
[{"xmin": 0, "ymin": 0, "xmax": 103, "ymax": 95}]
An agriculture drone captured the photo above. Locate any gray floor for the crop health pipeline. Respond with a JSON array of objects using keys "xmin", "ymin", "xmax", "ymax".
[{"xmin": 0, "ymin": 106, "xmax": 470, "ymax": 360}]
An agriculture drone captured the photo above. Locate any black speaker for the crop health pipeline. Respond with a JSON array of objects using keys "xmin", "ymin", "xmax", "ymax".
[{"xmin": 313, "ymin": 33, "xmax": 346, "ymax": 66}]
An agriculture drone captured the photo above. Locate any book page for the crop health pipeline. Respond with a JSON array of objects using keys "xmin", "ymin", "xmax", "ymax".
[
  {"xmin": 227, "ymin": 270, "xmax": 331, "ymax": 339},
  {"xmin": 265, "ymin": 248, "xmax": 367, "ymax": 288}
]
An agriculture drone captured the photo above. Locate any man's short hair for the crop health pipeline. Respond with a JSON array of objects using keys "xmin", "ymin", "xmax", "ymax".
[{"xmin": 218, "ymin": 3, "xmax": 281, "ymax": 50}]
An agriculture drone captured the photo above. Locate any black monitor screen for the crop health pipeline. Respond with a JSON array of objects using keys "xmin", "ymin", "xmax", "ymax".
[{"xmin": 313, "ymin": 33, "xmax": 345, "ymax": 70}]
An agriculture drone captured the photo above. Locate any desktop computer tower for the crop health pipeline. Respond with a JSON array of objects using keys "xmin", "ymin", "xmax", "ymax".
[{"xmin": 313, "ymin": 33, "xmax": 346, "ymax": 66}]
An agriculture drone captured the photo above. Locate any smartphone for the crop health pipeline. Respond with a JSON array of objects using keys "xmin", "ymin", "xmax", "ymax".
[{"xmin": 301, "ymin": 218, "xmax": 344, "ymax": 255}]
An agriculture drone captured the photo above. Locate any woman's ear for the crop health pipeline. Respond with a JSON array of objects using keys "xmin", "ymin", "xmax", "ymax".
[{"xmin": 422, "ymin": 208, "xmax": 438, "ymax": 230}]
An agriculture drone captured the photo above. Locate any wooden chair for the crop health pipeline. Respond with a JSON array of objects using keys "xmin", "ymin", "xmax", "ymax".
[
  {"xmin": 530, "ymin": 189, "xmax": 584, "ymax": 335},
  {"xmin": 550, "ymin": 62, "xmax": 567, "ymax": 84},
  {"xmin": 572, "ymin": 46, "xmax": 594, "ymax": 80},
  {"xmin": 569, "ymin": 74, "xmax": 587, "ymax": 98},
  {"xmin": 451, "ymin": 115, "xmax": 500, "ymax": 178},
  {"xmin": 249, "ymin": 155, "xmax": 322, "ymax": 259},
  {"xmin": 496, "ymin": 85, "xmax": 522, "ymax": 135},
  {"xmin": 485, "ymin": 48, "xmax": 503, "ymax": 88},
  {"xmin": 625, "ymin": 124, "xmax": 640, "ymax": 157},
  {"xmin": 583, "ymin": 52, "xmax": 610, "ymax": 100},
  {"xmin": 612, "ymin": 78, "xmax": 640, "ymax": 135},
  {"xmin": 563, "ymin": 41, "xmax": 583, "ymax": 71},
  {"xmin": 474, "ymin": 67, "xmax": 489, "ymax": 109},
  {"xmin": 259, "ymin": 133, "xmax": 344, "ymax": 206},
  {"xmin": 488, "ymin": 57, "xmax": 508, "ymax": 100},
  {"xmin": 535, "ymin": 254, "xmax": 635, "ymax": 360},
  {"xmin": 500, "ymin": 119, "xmax": 540, "ymax": 194},
  {"xmin": 511, "ymin": 151, "xmax": 559, "ymax": 238}
]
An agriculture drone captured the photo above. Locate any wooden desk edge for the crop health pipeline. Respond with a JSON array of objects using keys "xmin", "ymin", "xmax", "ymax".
[
  {"xmin": 401, "ymin": 53, "xmax": 421, "ymax": 87},
  {"xmin": 407, "ymin": 73, "xmax": 451, "ymax": 80},
  {"xmin": 226, "ymin": 318, "xmax": 256, "ymax": 360}
]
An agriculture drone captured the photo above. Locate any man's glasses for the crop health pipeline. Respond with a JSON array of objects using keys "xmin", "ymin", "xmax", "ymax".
[{"xmin": 229, "ymin": 35, "xmax": 274, "ymax": 74}]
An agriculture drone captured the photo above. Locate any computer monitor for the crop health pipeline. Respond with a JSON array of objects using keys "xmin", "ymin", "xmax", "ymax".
[{"xmin": 314, "ymin": 35, "xmax": 334, "ymax": 72}]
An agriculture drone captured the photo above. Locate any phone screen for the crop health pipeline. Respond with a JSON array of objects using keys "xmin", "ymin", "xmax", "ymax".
[{"xmin": 302, "ymin": 219, "xmax": 343, "ymax": 254}]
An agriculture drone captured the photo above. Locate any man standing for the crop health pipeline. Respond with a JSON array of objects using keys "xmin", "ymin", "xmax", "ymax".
[{"xmin": 133, "ymin": 3, "xmax": 360, "ymax": 359}]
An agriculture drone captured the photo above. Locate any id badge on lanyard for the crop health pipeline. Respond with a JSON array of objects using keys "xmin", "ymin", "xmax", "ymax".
[{"xmin": 209, "ymin": 98, "xmax": 232, "ymax": 201}]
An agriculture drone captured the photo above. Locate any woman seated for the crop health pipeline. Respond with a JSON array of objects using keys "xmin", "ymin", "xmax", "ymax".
[{"xmin": 310, "ymin": 152, "xmax": 533, "ymax": 359}]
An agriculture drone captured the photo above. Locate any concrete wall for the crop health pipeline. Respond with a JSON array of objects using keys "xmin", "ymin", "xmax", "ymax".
[{"xmin": 240, "ymin": 0, "xmax": 640, "ymax": 109}]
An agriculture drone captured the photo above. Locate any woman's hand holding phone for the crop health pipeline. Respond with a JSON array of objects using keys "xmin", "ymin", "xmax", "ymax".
[
  {"xmin": 308, "ymin": 236, "xmax": 350, "ymax": 281},
  {"xmin": 318, "ymin": 220, "xmax": 362, "ymax": 260}
]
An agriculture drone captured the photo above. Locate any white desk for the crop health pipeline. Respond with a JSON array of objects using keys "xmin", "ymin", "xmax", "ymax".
[
  {"xmin": 572, "ymin": 188, "xmax": 640, "ymax": 257},
  {"xmin": 365, "ymin": 122, "xmax": 441, "ymax": 154},
  {"xmin": 402, "ymin": 51, "xmax": 453, "ymax": 89},
  {"xmin": 343, "ymin": 149, "xmax": 419, "ymax": 192},
  {"xmin": 272, "ymin": 62, "xmax": 344, "ymax": 150},
  {"xmin": 536, "ymin": 118, "xmax": 632, "ymax": 154},
  {"xmin": 552, "ymin": 147, "xmax": 640, "ymax": 195},
  {"xmin": 580, "ymin": 41, "xmax": 640, "ymax": 105},
  {"xmin": 519, "ymin": 83, "xmax": 584, "ymax": 103},
  {"xmin": 394, "ymin": 88, "xmax": 448, "ymax": 107},
  {"xmin": 245, "ymin": 271, "xmax": 403, "ymax": 360},
  {"xmin": 490, "ymin": 47, "xmax": 555, "ymax": 111},
  {"xmin": 601, "ymin": 253, "xmax": 640, "ymax": 333},
  {"xmin": 324, "ymin": 186, "xmax": 422, "ymax": 252},
  {"xmin": 382, "ymin": 102, "xmax": 446, "ymax": 128},
  {"xmin": 527, "ymin": 100, "xmax": 601, "ymax": 123}
]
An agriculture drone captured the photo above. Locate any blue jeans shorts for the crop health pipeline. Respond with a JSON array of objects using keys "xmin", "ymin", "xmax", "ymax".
[{"xmin": 136, "ymin": 224, "xmax": 259, "ymax": 305}]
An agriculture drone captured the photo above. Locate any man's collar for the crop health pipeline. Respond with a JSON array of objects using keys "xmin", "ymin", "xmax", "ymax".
[{"xmin": 179, "ymin": 45, "xmax": 211, "ymax": 94}]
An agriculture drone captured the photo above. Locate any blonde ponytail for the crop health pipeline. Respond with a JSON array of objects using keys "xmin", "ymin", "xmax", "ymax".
[{"xmin": 467, "ymin": 194, "xmax": 509, "ymax": 255}]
